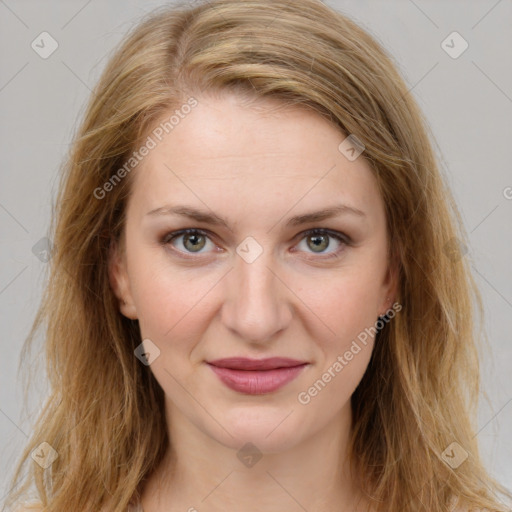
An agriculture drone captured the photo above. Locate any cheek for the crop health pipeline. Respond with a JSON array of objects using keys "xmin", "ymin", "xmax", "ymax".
[
  {"xmin": 127, "ymin": 247, "xmax": 219, "ymax": 343},
  {"xmin": 295, "ymin": 271, "xmax": 378, "ymax": 410},
  {"xmin": 296, "ymin": 265, "xmax": 381, "ymax": 350}
]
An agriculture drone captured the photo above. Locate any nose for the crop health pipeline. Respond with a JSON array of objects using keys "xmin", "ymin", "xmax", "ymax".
[{"xmin": 220, "ymin": 249, "xmax": 293, "ymax": 344}]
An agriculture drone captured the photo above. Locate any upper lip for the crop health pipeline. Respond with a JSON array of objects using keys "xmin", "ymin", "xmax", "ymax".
[{"xmin": 207, "ymin": 357, "xmax": 308, "ymax": 370}]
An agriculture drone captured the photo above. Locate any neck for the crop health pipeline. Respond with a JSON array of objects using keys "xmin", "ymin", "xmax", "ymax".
[{"xmin": 140, "ymin": 399, "xmax": 371, "ymax": 512}]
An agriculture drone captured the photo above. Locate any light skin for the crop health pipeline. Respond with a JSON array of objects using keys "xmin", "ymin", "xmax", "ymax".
[{"xmin": 109, "ymin": 91, "xmax": 398, "ymax": 512}]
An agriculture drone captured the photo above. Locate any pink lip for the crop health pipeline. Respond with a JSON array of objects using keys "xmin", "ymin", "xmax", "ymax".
[{"xmin": 206, "ymin": 357, "xmax": 309, "ymax": 395}]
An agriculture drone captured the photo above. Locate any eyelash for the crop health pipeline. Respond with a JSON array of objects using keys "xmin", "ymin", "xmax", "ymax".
[{"xmin": 160, "ymin": 228, "xmax": 351, "ymax": 260}]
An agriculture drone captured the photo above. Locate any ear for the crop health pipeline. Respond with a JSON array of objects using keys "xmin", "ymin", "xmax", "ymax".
[
  {"xmin": 108, "ymin": 238, "xmax": 138, "ymax": 320},
  {"xmin": 379, "ymin": 247, "xmax": 400, "ymax": 316}
]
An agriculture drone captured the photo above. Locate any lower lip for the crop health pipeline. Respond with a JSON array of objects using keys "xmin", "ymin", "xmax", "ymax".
[{"xmin": 207, "ymin": 363, "xmax": 308, "ymax": 395}]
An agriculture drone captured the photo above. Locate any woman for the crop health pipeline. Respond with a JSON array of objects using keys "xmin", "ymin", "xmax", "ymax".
[{"xmin": 6, "ymin": 0, "xmax": 511, "ymax": 511}]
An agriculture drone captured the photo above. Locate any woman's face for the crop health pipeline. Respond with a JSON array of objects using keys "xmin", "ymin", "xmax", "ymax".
[{"xmin": 110, "ymin": 91, "xmax": 397, "ymax": 452}]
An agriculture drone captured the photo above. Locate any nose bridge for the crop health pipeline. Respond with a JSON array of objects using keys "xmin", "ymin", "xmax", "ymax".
[{"xmin": 222, "ymin": 244, "xmax": 290, "ymax": 343}]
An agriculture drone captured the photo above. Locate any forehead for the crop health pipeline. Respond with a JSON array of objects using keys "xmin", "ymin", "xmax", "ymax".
[{"xmin": 127, "ymin": 92, "xmax": 383, "ymax": 223}]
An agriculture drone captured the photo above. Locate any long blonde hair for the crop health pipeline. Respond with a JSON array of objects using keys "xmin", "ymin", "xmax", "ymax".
[{"xmin": 5, "ymin": 1, "xmax": 511, "ymax": 511}]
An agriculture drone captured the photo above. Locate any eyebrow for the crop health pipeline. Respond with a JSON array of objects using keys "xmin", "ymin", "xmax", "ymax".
[{"xmin": 145, "ymin": 203, "xmax": 366, "ymax": 230}]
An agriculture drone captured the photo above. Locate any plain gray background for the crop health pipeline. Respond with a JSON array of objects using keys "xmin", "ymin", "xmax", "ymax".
[{"xmin": 1, "ymin": 0, "xmax": 511, "ymax": 504}]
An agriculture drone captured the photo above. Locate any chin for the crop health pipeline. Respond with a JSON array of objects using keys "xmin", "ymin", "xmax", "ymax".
[{"xmin": 207, "ymin": 406, "xmax": 306, "ymax": 453}]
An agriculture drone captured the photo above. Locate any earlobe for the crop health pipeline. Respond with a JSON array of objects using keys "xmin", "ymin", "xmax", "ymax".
[{"xmin": 108, "ymin": 240, "xmax": 138, "ymax": 320}]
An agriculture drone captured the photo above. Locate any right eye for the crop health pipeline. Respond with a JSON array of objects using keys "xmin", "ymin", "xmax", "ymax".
[{"xmin": 160, "ymin": 228, "xmax": 218, "ymax": 257}]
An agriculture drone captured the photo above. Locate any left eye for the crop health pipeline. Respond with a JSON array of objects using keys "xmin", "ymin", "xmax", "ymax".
[
  {"xmin": 161, "ymin": 228, "xmax": 349, "ymax": 258},
  {"xmin": 295, "ymin": 229, "xmax": 347, "ymax": 257}
]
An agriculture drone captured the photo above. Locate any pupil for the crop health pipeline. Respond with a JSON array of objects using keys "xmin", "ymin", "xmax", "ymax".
[
  {"xmin": 184, "ymin": 234, "xmax": 205, "ymax": 252},
  {"xmin": 309, "ymin": 234, "xmax": 328, "ymax": 252}
]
